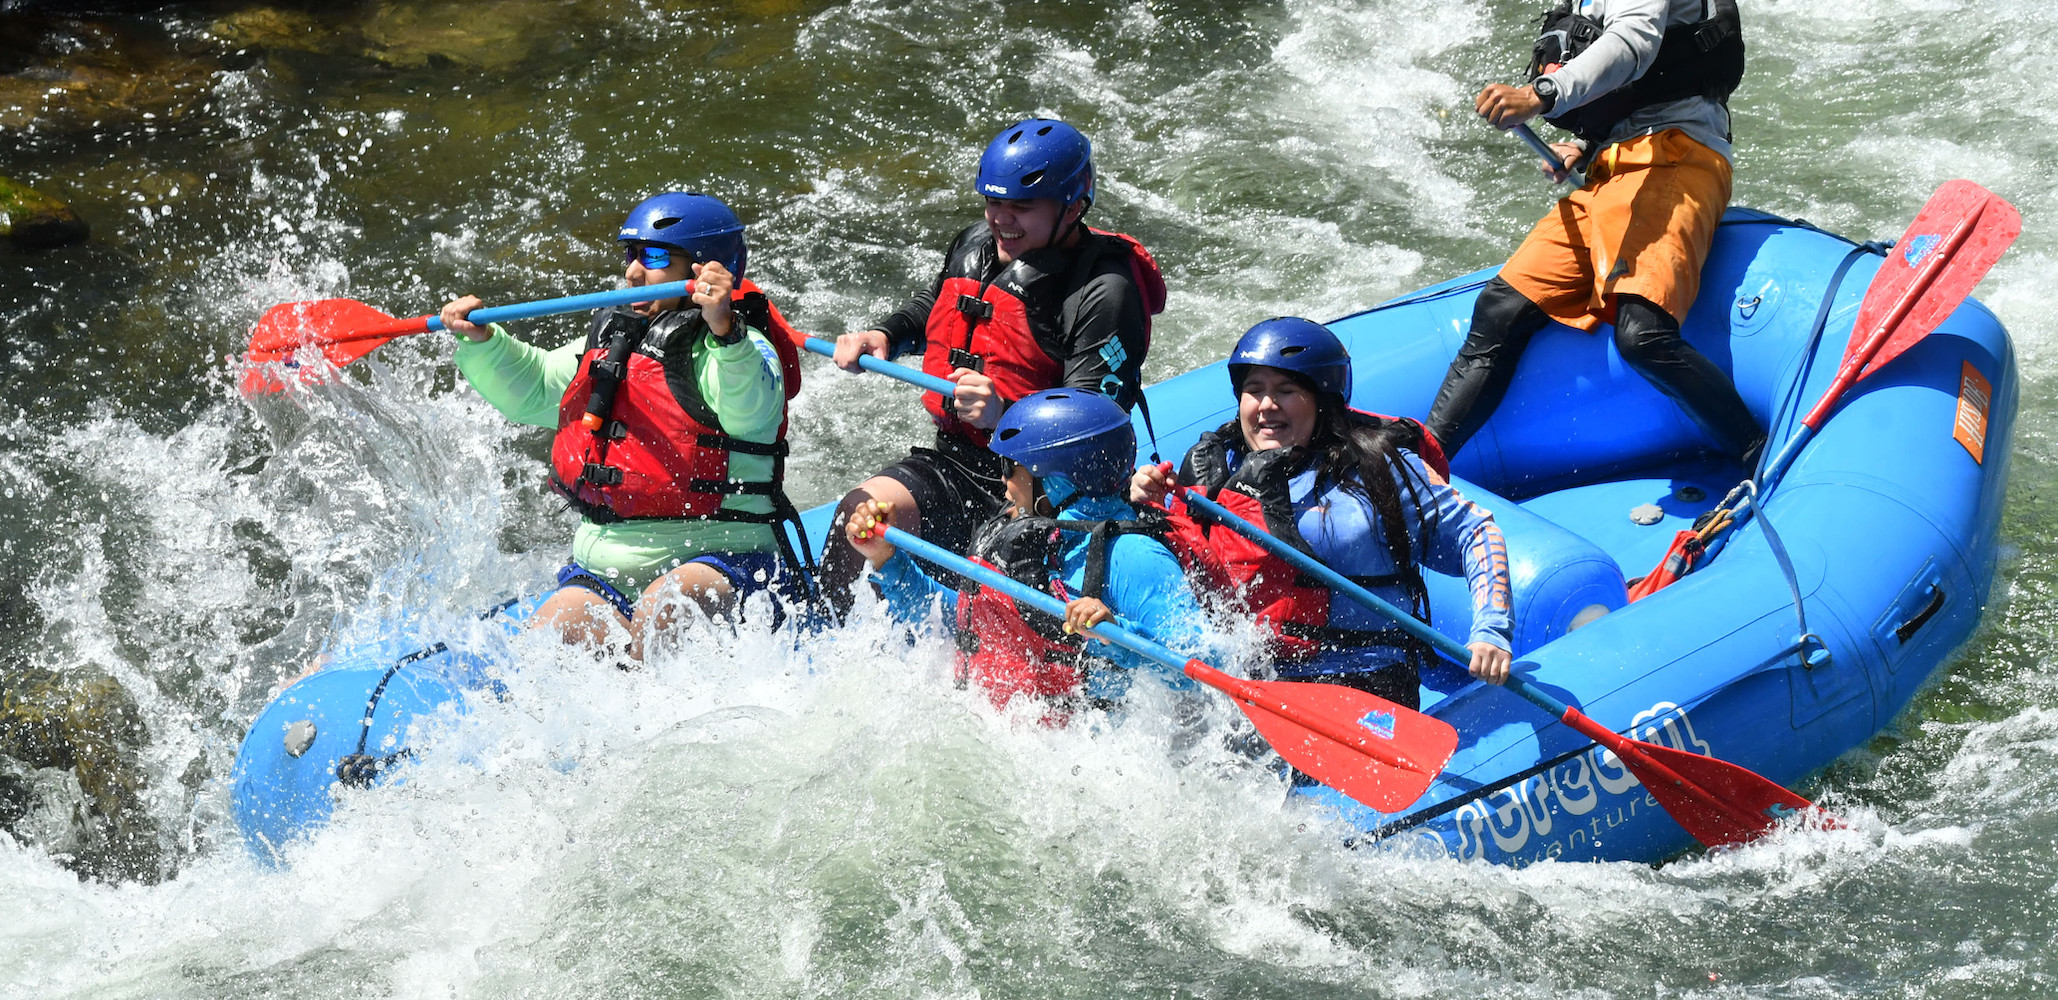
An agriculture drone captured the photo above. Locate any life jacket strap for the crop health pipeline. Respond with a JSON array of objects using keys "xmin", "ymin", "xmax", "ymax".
[
  {"xmin": 696, "ymin": 433, "xmax": 789, "ymax": 458},
  {"xmin": 687, "ymin": 478, "xmax": 778, "ymax": 497},
  {"xmin": 956, "ymin": 293, "xmax": 994, "ymax": 320}
]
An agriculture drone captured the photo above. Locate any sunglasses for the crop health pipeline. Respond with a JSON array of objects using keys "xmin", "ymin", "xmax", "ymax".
[{"xmin": 620, "ymin": 243, "xmax": 690, "ymax": 270}]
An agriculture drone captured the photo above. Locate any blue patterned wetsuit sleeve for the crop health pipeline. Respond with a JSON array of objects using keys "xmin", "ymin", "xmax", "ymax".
[
  {"xmin": 1394, "ymin": 450, "xmax": 1514, "ymax": 651},
  {"xmin": 869, "ymin": 550, "xmax": 960, "ymax": 628}
]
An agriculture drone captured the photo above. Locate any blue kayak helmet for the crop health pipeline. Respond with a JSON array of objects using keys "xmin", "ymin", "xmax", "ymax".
[
  {"xmin": 617, "ymin": 191, "xmax": 748, "ymax": 280},
  {"xmin": 975, "ymin": 118, "xmax": 1095, "ymax": 208},
  {"xmin": 1227, "ymin": 317, "xmax": 1353, "ymax": 407},
  {"xmin": 990, "ymin": 388, "xmax": 1137, "ymax": 501}
]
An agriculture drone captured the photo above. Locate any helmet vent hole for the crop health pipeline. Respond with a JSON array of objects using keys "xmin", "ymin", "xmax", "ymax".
[
  {"xmin": 655, "ymin": 217, "xmax": 682, "ymax": 229},
  {"xmin": 1007, "ymin": 129, "xmax": 1024, "ymax": 143},
  {"xmin": 1279, "ymin": 345, "xmax": 1307, "ymax": 356},
  {"xmin": 1021, "ymin": 169, "xmax": 1045, "ymax": 186},
  {"xmin": 1036, "ymin": 125, "xmax": 1053, "ymax": 135},
  {"xmin": 997, "ymin": 428, "xmax": 1022, "ymax": 441}
]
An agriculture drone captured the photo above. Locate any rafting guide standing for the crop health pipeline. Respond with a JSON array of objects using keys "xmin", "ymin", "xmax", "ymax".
[
  {"xmin": 819, "ymin": 118, "xmax": 1166, "ymax": 620},
  {"xmin": 1426, "ymin": 0, "xmax": 1765, "ymax": 467}
]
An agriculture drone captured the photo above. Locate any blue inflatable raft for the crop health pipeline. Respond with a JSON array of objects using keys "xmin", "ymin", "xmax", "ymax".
[{"xmin": 232, "ymin": 208, "xmax": 2015, "ymax": 865}]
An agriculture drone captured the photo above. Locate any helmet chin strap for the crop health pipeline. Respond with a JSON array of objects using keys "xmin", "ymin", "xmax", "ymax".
[{"xmin": 1046, "ymin": 202, "xmax": 1088, "ymax": 254}]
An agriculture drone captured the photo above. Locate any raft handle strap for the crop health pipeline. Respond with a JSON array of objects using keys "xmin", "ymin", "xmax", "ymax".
[{"xmin": 1742, "ymin": 480, "xmax": 1831, "ymax": 670}]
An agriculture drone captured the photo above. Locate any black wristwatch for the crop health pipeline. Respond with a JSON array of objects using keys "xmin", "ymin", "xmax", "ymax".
[{"xmin": 1531, "ymin": 75, "xmax": 1559, "ymax": 114}]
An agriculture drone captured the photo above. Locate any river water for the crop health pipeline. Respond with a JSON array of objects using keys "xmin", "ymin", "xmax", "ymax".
[{"xmin": 1, "ymin": 0, "xmax": 2054, "ymax": 996}]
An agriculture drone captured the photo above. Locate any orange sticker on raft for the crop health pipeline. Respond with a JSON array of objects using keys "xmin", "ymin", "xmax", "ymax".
[{"xmin": 1953, "ymin": 360, "xmax": 1992, "ymax": 464}]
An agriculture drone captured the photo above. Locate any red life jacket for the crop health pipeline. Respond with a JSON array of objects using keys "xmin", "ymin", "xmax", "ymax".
[
  {"xmin": 549, "ymin": 280, "xmax": 804, "ymax": 524},
  {"xmin": 1162, "ymin": 413, "xmax": 1440, "ymax": 664},
  {"xmin": 951, "ymin": 514, "xmax": 1168, "ymax": 718},
  {"xmin": 920, "ymin": 225, "xmax": 1166, "ymax": 445}
]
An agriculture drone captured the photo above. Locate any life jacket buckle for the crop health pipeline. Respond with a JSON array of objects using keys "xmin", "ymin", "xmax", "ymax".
[
  {"xmin": 581, "ymin": 463, "xmax": 624, "ymax": 487},
  {"xmin": 604, "ymin": 420, "xmax": 629, "ymax": 441},
  {"xmin": 955, "ymin": 293, "xmax": 994, "ymax": 320}
]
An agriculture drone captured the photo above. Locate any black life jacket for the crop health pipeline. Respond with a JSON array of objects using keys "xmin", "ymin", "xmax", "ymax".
[
  {"xmin": 952, "ymin": 512, "xmax": 1172, "ymax": 717},
  {"xmin": 1530, "ymin": 0, "xmax": 1745, "ymax": 145}
]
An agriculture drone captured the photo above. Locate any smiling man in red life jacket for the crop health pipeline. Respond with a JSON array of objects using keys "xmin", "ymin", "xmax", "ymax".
[
  {"xmin": 819, "ymin": 118, "xmax": 1167, "ymax": 620},
  {"xmin": 440, "ymin": 192, "xmax": 811, "ymax": 655}
]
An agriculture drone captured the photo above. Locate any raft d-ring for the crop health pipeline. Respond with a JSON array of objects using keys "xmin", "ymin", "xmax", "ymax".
[
  {"xmin": 1796, "ymin": 633, "xmax": 1832, "ymax": 670},
  {"xmin": 284, "ymin": 720, "xmax": 317, "ymax": 757},
  {"xmin": 1736, "ymin": 294, "xmax": 1762, "ymax": 319}
]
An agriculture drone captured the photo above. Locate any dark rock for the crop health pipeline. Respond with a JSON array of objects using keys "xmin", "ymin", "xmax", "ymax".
[
  {"xmin": 0, "ymin": 174, "xmax": 87, "ymax": 250},
  {"xmin": 0, "ymin": 575, "xmax": 161, "ymax": 883}
]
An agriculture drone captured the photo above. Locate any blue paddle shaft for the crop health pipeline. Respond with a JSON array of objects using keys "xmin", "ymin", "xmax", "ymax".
[
  {"xmin": 1176, "ymin": 490, "xmax": 1571, "ymax": 718},
  {"xmin": 879, "ymin": 526, "xmax": 1187, "ymax": 670},
  {"xmin": 797, "ymin": 337, "xmax": 963, "ymax": 396},
  {"xmin": 423, "ymin": 281, "xmax": 697, "ymax": 333},
  {"xmin": 1511, "ymin": 123, "xmax": 1586, "ymax": 188},
  {"xmin": 1512, "ymin": 123, "xmax": 1559, "ymax": 164}
]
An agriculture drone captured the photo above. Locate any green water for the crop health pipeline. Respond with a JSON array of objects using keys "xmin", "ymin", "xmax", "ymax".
[{"xmin": 2, "ymin": 0, "xmax": 2056, "ymax": 996}]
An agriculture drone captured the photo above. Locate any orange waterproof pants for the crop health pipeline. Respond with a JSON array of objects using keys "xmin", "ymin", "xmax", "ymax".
[{"xmin": 1500, "ymin": 128, "xmax": 1733, "ymax": 331}]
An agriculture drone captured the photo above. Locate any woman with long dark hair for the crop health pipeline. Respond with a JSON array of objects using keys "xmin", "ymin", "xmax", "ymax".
[{"xmin": 1133, "ymin": 318, "xmax": 1513, "ymax": 707}]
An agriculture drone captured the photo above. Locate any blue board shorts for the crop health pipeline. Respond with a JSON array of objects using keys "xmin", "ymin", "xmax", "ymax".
[{"xmin": 557, "ymin": 552, "xmax": 789, "ymax": 622}]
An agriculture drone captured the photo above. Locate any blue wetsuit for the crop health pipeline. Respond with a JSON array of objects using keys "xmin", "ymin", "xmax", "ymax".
[{"xmin": 871, "ymin": 494, "xmax": 1209, "ymax": 698}]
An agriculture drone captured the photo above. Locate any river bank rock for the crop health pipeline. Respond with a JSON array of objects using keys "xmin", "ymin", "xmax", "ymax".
[
  {"xmin": 0, "ymin": 174, "xmax": 86, "ymax": 250},
  {"xmin": 0, "ymin": 577, "xmax": 160, "ymax": 883}
]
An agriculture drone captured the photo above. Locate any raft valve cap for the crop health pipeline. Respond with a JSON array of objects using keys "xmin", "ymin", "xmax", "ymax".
[
  {"xmin": 1629, "ymin": 503, "xmax": 1665, "ymax": 525},
  {"xmin": 284, "ymin": 720, "xmax": 317, "ymax": 757}
]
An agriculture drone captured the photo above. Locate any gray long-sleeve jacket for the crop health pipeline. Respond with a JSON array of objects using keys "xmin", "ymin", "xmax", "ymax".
[{"xmin": 1538, "ymin": 0, "xmax": 1735, "ymax": 161}]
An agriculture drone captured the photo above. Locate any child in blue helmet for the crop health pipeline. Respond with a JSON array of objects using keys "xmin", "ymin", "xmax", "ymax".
[
  {"xmin": 1132, "ymin": 318, "xmax": 1513, "ymax": 709},
  {"xmin": 844, "ymin": 388, "xmax": 1209, "ymax": 718},
  {"xmin": 441, "ymin": 191, "xmax": 812, "ymax": 655}
]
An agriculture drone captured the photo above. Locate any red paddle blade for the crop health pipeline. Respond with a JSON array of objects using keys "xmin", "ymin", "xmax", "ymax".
[
  {"xmin": 1210, "ymin": 669, "xmax": 1458, "ymax": 813},
  {"xmin": 240, "ymin": 299, "xmax": 431, "ymax": 395},
  {"xmin": 1849, "ymin": 180, "xmax": 2022, "ymax": 382},
  {"xmin": 1615, "ymin": 738, "xmax": 1829, "ymax": 849}
]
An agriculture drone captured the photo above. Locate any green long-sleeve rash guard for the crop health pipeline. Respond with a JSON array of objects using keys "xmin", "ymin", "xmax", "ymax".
[{"xmin": 453, "ymin": 317, "xmax": 785, "ymax": 592}]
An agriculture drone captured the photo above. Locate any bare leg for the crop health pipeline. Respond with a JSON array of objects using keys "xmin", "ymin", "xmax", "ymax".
[
  {"xmin": 530, "ymin": 586, "xmax": 632, "ymax": 654},
  {"xmin": 819, "ymin": 474, "xmax": 922, "ymax": 622},
  {"xmin": 631, "ymin": 562, "xmax": 738, "ymax": 657}
]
